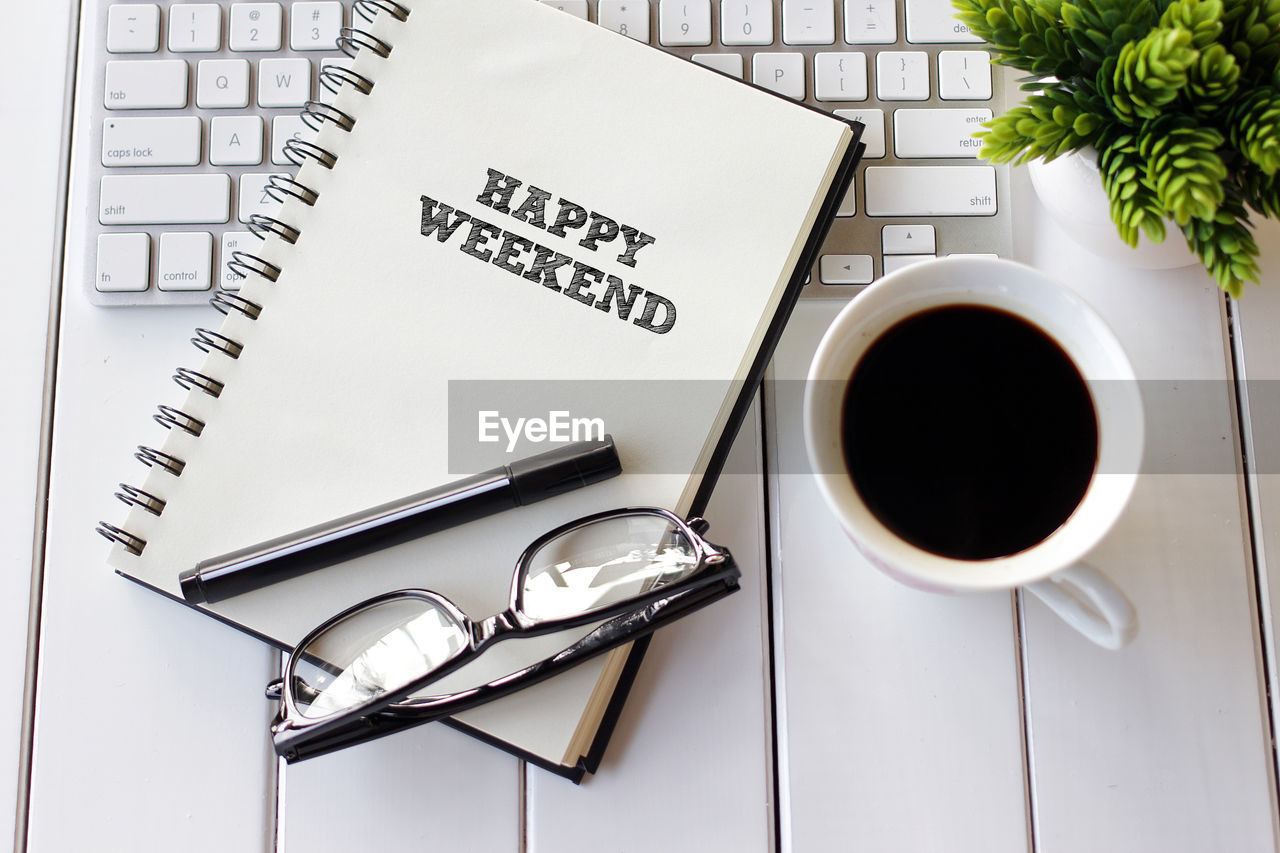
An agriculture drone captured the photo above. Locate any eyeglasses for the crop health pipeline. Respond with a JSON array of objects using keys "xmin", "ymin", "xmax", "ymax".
[{"xmin": 266, "ymin": 507, "xmax": 738, "ymax": 762}]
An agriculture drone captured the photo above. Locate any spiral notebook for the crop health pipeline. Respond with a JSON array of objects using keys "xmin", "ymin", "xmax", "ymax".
[{"xmin": 100, "ymin": 0, "xmax": 861, "ymax": 779}]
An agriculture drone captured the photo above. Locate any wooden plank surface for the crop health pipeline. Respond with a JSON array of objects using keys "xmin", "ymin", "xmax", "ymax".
[
  {"xmin": 1017, "ymin": 204, "xmax": 1278, "ymax": 852},
  {"xmin": 526, "ymin": 400, "xmax": 774, "ymax": 853},
  {"xmin": 766, "ymin": 301, "xmax": 1031, "ymax": 853},
  {"xmin": 1, "ymin": 1, "xmax": 73, "ymax": 846}
]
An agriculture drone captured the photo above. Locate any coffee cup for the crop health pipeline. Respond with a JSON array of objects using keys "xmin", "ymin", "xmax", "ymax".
[{"xmin": 804, "ymin": 257, "xmax": 1143, "ymax": 649}]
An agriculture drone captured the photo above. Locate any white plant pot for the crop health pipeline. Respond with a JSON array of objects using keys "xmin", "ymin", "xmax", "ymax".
[{"xmin": 1028, "ymin": 147, "xmax": 1198, "ymax": 270}]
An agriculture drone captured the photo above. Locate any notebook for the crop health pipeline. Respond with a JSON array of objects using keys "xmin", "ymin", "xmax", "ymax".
[{"xmin": 100, "ymin": 0, "xmax": 861, "ymax": 780}]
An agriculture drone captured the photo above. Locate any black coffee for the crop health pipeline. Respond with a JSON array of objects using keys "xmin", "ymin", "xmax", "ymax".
[{"xmin": 842, "ymin": 304, "xmax": 1097, "ymax": 560}]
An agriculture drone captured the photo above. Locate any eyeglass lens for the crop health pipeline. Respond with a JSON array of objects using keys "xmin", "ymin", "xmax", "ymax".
[
  {"xmin": 288, "ymin": 513, "xmax": 703, "ymax": 718},
  {"xmin": 291, "ymin": 596, "xmax": 468, "ymax": 719},
  {"xmin": 519, "ymin": 514, "xmax": 700, "ymax": 621}
]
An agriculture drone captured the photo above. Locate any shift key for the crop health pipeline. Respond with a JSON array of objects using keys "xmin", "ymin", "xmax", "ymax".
[
  {"xmin": 864, "ymin": 165, "xmax": 996, "ymax": 216},
  {"xmin": 99, "ymin": 174, "xmax": 231, "ymax": 224}
]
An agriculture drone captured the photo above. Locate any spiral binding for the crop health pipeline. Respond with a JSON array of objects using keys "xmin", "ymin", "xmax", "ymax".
[{"xmin": 99, "ymin": 3, "xmax": 407, "ymax": 558}]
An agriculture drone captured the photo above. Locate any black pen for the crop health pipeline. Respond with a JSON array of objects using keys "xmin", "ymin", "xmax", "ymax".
[{"xmin": 179, "ymin": 436, "xmax": 621, "ymax": 605}]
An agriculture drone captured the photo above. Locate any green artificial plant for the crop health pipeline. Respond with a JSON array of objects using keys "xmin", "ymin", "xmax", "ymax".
[{"xmin": 953, "ymin": 0, "xmax": 1280, "ymax": 296}]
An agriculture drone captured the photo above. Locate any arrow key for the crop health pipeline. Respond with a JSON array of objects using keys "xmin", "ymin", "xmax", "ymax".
[
  {"xmin": 819, "ymin": 254, "xmax": 873, "ymax": 284},
  {"xmin": 882, "ymin": 223, "xmax": 936, "ymax": 254}
]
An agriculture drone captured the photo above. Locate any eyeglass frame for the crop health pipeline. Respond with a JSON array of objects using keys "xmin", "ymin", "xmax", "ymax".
[{"xmin": 267, "ymin": 507, "xmax": 739, "ymax": 762}]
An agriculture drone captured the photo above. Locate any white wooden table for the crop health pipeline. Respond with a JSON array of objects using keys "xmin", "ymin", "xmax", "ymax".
[{"xmin": 6, "ymin": 5, "xmax": 1280, "ymax": 851}]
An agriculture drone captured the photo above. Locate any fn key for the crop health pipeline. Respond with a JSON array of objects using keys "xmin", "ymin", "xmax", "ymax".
[{"xmin": 96, "ymin": 233, "xmax": 150, "ymax": 292}]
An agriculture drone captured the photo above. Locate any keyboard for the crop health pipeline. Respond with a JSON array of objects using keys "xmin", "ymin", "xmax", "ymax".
[{"xmin": 77, "ymin": 0, "xmax": 1012, "ymax": 306}]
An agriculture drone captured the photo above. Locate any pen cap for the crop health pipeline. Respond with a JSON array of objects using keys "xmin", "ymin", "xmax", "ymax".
[{"xmin": 508, "ymin": 436, "xmax": 622, "ymax": 505}]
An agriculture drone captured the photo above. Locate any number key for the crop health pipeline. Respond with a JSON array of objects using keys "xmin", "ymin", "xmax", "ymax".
[
  {"xmin": 721, "ymin": 1, "xmax": 773, "ymax": 46},
  {"xmin": 291, "ymin": 2, "xmax": 345, "ymax": 50},
  {"xmin": 168, "ymin": 4, "xmax": 222, "ymax": 52},
  {"xmin": 229, "ymin": 2, "xmax": 283, "ymax": 51},
  {"xmin": 599, "ymin": 0, "xmax": 651, "ymax": 41},
  {"xmin": 659, "ymin": 0, "xmax": 711, "ymax": 46}
]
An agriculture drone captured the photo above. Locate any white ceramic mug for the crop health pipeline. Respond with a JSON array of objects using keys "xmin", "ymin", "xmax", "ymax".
[{"xmin": 804, "ymin": 257, "xmax": 1144, "ymax": 649}]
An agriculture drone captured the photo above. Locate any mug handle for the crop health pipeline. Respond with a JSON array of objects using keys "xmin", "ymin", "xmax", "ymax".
[{"xmin": 1025, "ymin": 563, "xmax": 1137, "ymax": 650}]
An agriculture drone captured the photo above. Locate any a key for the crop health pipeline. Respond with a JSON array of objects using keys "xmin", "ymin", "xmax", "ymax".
[
  {"xmin": 209, "ymin": 115, "xmax": 264, "ymax": 165},
  {"xmin": 104, "ymin": 60, "xmax": 188, "ymax": 109},
  {"xmin": 168, "ymin": 4, "xmax": 223, "ymax": 52},
  {"xmin": 834, "ymin": 108, "xmax": 885, "ymax": 157},
  {"xmin": 864, "ymin": 165, "xmax": 996, "ymax": 215},
  {"xmin": 291, "ymin": 2, "xmax": 345, "ymax": 50},
  {"xmin": 782, "ymin": 0, "xmax": 835, "ymax": 44},
  {"xmin": 820, "ymin": 254, "xmax": 873, "ymax": 283},
  {"xmin": 837, "ymin": 178, "xmax": 857, "ymax": 216},
  {"xmin": 157, "ymin": 232, "xmax": 213, "ymax": 291},
  {"xmin": 882, "ymin": 224, "xmax": 936, "ymax": 253},
  {"xmin": 692, "ymin": 53, "xmax": 744, "ymax": 78},
  {"xmin": 107, "ymin": 4, "xmax": 161, "ymax": 53},
  {"xmin": 598, "ymin": 0, "xmax": 650, "ymax": 40},
  {"xmin": 229, "ymin": 2, "xmax": 284, "ymax": 51},
  {"xmin": 721, "ymin": 1, "xmax": 773, "ymax": 46},
  {"xmin": 96, "ymin": 233, "xmax": 150, "ymax": 292},
  {"xmin": 318, "ymin": 57, "xmax": 356, "ymax": 103},
  {"xmin": 197, "ymin": 59, "xmax": 251, "ymax": 108},
  {"xmin": 814, "ymin": 52, "xmax": 868, "ymax": 101},
  {"xmin": 271, "ymin": 115, "xmax": 316, "ymax": 164},
  {"xmin": 905, "ymin": 0, "xmax": 982, "ymax": 42},
  {"xmin": 541, "ymin": 0, "xmax": 589, "ymax": 18},
  {"xmin": 101, "ymin": 117, "xmax": 202, "ymax": 167},
  {"xmin": 844, "ymin": 0, "xmax": 896, "ymax": 44},
  {"xmin": 882, "ymin": 254, "xmax": 934, "ymax": 274},
  {"xmin": 99, "ymin": 174, "xmax": 231, "ymax": 224},
  {"xmin": 220, "ymin": 231, "xmax": 254, "ymax": 291},
  {"xmin": 658, "ymin": 0, "xmax": 712, "ymax": 46},
  {"xmin": 238, "ymin": 173, "xmax": 285, "ymax": 223},
  {"xmin": 258, "ymin": 58, "xmax": 312, "ymax": 107},
  {"xmin": 875, "ymin": 51, "xmax": 928, "ymax": 99},
  {"xmin": 752, "ymin": 53, "xmax": 805, "ymax": 99},
  {"xmin": 893, "ymin": 108, "xmax": 991, "ymax": 157},
  {"xmin": 938, "ymin": 51, "xmax": 992, "ymax": 100}
]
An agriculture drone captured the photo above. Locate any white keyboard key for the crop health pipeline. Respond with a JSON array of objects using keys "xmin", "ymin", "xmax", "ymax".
[
  {"xmin": 721, "ymin": 0, "xmax": 773, "ymax": 45},
  {"xmin": 783, "ymin": 0, "xmax": 835, "ymax": 44},
  {"xmin": 938, "ymin": 50, "xmax": 993, "ymax": 99},
  {"xmin": 753, "ymin": 53, "xmax": 805, "ymax": 99},
  {"xmin": 258, "ymin": 58, "xmax": 312, "ymax": 107},
  {"xmin": 99, "ymin": 174, "xmax": 231, "ymax": 224},
  {"xmin": 107, "ymin": 4, "xmax": 160, "ymax": 52},
  {"xmin": 844, "ymin": 0, "xmax": 896, "ymax": 43},
  {"xmin": 104, "ymin": 60, "xmax": 188, "ymax": 109},
  {"xmin": 864, "ymin": 165, "xmax": 996, "ymax": 215},
  {"xmin": 229, "ymin": 2, "xmax": 283, "ymax": 50},
  {"xmin": 168, "ymin": 4, "xmax": 223, "ymax": 51},
  {"xmin": 219, "ymin": 231, "xmax": 254, "ymax": 291},
  {"xmin": 659, "ymin": 0, "xmax": 711, "ymax": 45},
  {"xmin": 692, "ymin": 53, "xmax": 744, "ymax": 78},
  {"xmin": 197, "ymin": 59, "xmax": 251, "ymax": 108},
  {"xmin": 882, "ymin": 253, "xmax": 935, "ymax": 274},
  {"xmin": 318, "ymin": 56, "xmax": 356, "ymax": 103},
  {"xmin": 905, "ymin": 0, "xmax": 982, "ymax": 42},
  {"xmin": 834, "ymin": 108, "xmax": 885, "ymax": 157},
  {"xmin": 101, "ymin": 117, "xmax": 202, "ymax": 167},
  {"xmin": 292, "ymin": 2, "xmax": 344, "ymax": 49},
  {"xmin": 599, "ymin": 0, "xmax": 650, "ymax": 40},
  {"xmin": 158, "ymin": 232, "xmax": 213, "ymax": 291},
  {"xmin": 882, "ymin": 223, "xmax": 935, "ymax": 253},
  {"xmin": 95, "ymin": 233, "xmax": 150, "ymax": 292},
  {"xmin": 820, "ymin": 254, "xmax": 873, "ymax": 283},
  {"xmin": 541, "ymin": 0, "xmax": 589, "ymax": 18},
  {"xmin": 271, "ymin": 114, "xmax": 317, "ymax": 164},
  {"xmin": 837, "ymin": 180, "xmax": 857, "ymax": 216},
  {"xmin": 894, "ymin": 108, "xmax": 991, "ymax": 157},
  {"xmin": 238, "ymin": 173, "xmax": 285, "ymax": 223},
  {"xmin": 210, "ymin": 115, "xmax": 264, "ymax": 165},
  {"xmin": 875, "ymin": 51, "xmax": 929, "ymax": 99},
  {"xmin": 815, "ymin": 52, "xmax": 867, "ymax": 100}
]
